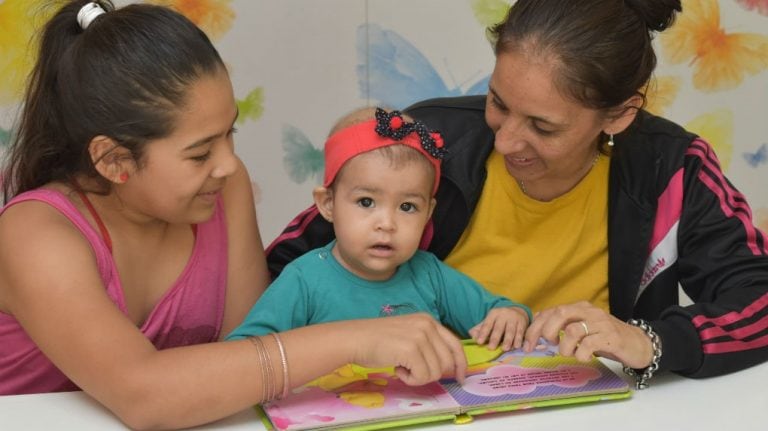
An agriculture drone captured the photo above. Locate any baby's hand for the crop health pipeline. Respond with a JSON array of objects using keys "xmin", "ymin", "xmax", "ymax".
[{"xmin": 468, "ymin": 307, "xmax": 530, "ymax": 351}]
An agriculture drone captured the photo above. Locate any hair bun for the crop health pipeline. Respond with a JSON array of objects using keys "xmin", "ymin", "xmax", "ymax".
[{"xmin": 625, "ymin": 0, "xmax": 682, "ymax": 32}]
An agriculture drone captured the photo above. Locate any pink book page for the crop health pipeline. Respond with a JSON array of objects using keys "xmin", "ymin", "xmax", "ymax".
[{"xmin": 262, "ymin": 364, "xmax": 460, "ymax": 431}]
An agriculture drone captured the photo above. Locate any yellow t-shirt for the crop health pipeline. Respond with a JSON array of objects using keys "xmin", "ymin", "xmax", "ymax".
[{"xmin": 444, "ymin": 151, "xmax": 610, "ymax": 314}]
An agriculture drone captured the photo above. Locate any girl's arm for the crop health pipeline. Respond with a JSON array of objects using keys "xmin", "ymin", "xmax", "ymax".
[
  {"xmin": 219, "ymin": 158, "xmax": 270, "ymax": 337},
  {"xmin": 0, "ymin": 205, "xmax": 465, "ymax": 429}
]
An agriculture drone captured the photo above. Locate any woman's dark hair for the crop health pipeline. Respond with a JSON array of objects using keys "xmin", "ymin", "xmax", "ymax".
[
  {"xmin": 3, "ymin": 0, "xmax": 226, "ymax": 200},
  {"xmin": 489, "ymin": 0, "xmax": 681, "ymax": 112}
]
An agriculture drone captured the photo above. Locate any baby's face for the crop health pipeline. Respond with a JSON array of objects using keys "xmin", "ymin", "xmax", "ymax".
[{"xmin": 329, "ymin": 152, "xmax": 435, "ymax": 281}]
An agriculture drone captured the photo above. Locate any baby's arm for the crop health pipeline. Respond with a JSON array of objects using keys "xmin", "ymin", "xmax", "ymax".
[
  {"xmin": 428, "ymin": 252, "xmax": 531, "ymax": 350},
  {"xmin": 469, "ymin": 306, "xmax": 530, "ymax": 351}
]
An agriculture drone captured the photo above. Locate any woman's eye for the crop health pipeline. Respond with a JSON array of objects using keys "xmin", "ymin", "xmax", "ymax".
[
  {"xmin": 357, "ymin": 197, "xmax": 374, "ymax": 208},
  {"xmin": 490, "ymin": 97, "xmax": 507, "ymax": 112},
  {"xmin": 191, "ymin": 152, "xmax": 212, "ymax": 162},
  {"xmin": 532, "ymin": 122, "xmax": 555, "ymax": 136}
]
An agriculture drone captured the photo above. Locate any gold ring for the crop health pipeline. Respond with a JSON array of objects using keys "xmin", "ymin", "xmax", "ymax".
[{"xmin": 579, "ymin": 321, "xmax": 590, "ymax": 336}]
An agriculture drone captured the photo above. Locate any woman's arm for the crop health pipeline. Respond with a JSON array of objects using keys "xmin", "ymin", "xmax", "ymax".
[
  {"xmin": 219, "ymin": 158, "xmax": 270, "ymax": 337},
  {"xmin": 0, "ymin": 203, "xmax": 465, "ymax": 429}
]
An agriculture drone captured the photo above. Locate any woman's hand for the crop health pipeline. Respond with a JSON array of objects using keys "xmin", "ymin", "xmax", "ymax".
[
  {"xmin": 348, "ymin": 313, "xmax": 467, "ymax": 386},
  {"xmin": 523, "ymin": 301, "xmax": 654, "ymax": 369},
  {"xmin": 469, "ymin": 307, "xmax": 529, "ymax": 351}
]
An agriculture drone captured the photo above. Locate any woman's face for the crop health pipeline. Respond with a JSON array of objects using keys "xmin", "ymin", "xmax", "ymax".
[
  {"xmin": 485, "ymin": 50, "xmax": 616, "ymax": 195},
  {"xmin": 121, "ymin": 69, "xmax": 240, "ymax": 224}
]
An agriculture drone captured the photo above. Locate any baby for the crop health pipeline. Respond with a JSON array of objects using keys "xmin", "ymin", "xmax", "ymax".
[{"xmin": 228, "ymin": 107, "xmax": 531, "ymax": 351}]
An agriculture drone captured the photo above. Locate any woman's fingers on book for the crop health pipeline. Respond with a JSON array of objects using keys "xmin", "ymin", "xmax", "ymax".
[
  {"xmin": 360, "ymin": 313, "xmax": 466, "ymax": 386},
  {"xmin": 523, "ymin": 302, "xmax": 655, "ymax": 366},
  {"xmin": 436, "ymin": 322, "xmax": 467, "ymax": 384},
  {"xmin": 523, "ymin": 301, "xmax": 594, "ymax": 351}
]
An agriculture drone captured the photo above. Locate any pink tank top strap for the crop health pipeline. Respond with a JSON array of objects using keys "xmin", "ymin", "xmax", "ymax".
[{"xmin": 72, "ymin": 186, "xmax": 114, "ymax": 253}]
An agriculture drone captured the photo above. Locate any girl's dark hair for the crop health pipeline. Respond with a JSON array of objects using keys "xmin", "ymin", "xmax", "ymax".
[
  {"xmin": 3, "ymin": 0, "xmax": 226, "ymax": 200},
  {"xmin": 489, "ymin": 0, "xmax": 681, "ymax": 112}
]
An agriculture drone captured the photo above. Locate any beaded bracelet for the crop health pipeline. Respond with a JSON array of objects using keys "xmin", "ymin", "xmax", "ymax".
[{"xmin": 623, "ymin": 319, "xmax": 662, "ymax": 389}]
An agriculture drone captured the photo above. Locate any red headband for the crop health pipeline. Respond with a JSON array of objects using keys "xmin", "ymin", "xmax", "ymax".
[{"xmin": 323, "ymin": 108, "xmax": 446, "ymax": 194}]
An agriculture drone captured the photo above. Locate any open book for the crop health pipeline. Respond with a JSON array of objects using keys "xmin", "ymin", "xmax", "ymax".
[{"xmin": 257, "ymin": 340, "xmax": 632, "ymax": 430}]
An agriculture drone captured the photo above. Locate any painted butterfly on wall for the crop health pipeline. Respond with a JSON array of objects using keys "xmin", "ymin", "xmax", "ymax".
[
  {"xmin": 470, "ymin": 0, "xmax": 514, "ymax": 28},
  {"xmin": 146, "ymin": 0, "xmax": 235, "ymax": 41},
  {"xmin": 743, "ymin": 143, "xmax": 767, "ymax": 168},
  {"xmin": 0, "ymin": 0, "xmax": 53, "ymax": 105},
  {"xmin": 0, "ymin": 127, "xmax": 11, "ymax": 147},
  {"xmin": 281, "ymin": 125, "xmax": 324, "ymax": 185},
  {"xmin": 660, "ymin": 0, "xmax": 768, "ymax": 92},
  {"xmin": 356, "ymin": 23, "xmax": 490, "ymax": 109},
  {"xmin": 644, "ymin": 75, "xmax": 682, "ymax": 116},
  {"xmin": 685, "ymin": 109, "xmax": 734, "ymax": 171},
  {"xmin": 737, "ymin": 0, "xmax": 768, "ymax": 16},
  {"xmin": 236, "ymin": 87, "xmax": 264, "ymax": 125}
]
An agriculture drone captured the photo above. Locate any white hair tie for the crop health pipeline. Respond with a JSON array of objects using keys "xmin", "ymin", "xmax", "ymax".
[{"xmin": 77, "ymin": 2, "xmax": 106, "ymax": 30}]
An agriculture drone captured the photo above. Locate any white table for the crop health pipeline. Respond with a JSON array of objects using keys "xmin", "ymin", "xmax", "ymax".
[{"xmin": 1, "ymin": 360, "xmax": 766, "ymax": 430}]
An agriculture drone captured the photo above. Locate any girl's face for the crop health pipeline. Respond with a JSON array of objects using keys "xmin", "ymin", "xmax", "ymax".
[
  {"xmin": 322, "ymin": 152, "xmax": 435, "ymax": 281},
  {"xmin": 485, "ymin": 50, "xmax": 619, "ymax": 197},
  {"xmin": 121, "ymin": 70, "xmax": 239, "ymax": 225}
]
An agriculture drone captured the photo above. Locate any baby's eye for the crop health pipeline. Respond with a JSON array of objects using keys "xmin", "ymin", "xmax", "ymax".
[
  {"xmin": 400, "ymin": 202, "xmax": 417, "ymax": 213},
  {"xmin": 357, "ymin": 197, "xmax": 374, "ymax": 208}
]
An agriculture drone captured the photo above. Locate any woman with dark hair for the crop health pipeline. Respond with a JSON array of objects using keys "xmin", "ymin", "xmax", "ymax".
[
  {"xmin": 0, "ymin": 2, "xmax": 466, "ymax": 429},
  {"xmin": 268, "ymin": 0, "xmax": 768, "ymax": 389}
]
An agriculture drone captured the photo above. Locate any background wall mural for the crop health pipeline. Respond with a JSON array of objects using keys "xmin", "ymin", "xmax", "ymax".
[{"xmin": 1, "ymin": 0, "xmax": 766, "ymax": 244}]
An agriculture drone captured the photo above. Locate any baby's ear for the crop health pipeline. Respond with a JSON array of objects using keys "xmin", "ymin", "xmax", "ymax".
[
  {"xmin": 312, "ymin": 186, "xmax": 334, "ymax": 223},
  {"xmin": 427, "ymin": 197, "xmax": 436, "ymax": 219},
  {"xmin": 88, "ymin": 135, "xmax": 135, "ymax": 183}
]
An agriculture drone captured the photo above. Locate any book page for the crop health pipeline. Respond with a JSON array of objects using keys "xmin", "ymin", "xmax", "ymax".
[
  {"xmin": 260, "ymin": 342, "xmax": 630, "ymax": 430},
  {"xmin": 261, "ymin": 364, "xmax": 461, "ymax": 431},
  {"xmin": 441, "ymin": 342, "xmax": 630, "ymax": 410}
]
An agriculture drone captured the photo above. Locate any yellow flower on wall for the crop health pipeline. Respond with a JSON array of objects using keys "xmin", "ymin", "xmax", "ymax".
[
  {"xmin": 146, "ymin": 0, "xmax": 235, "ymax": 41},
  {"xmin": 660, "ymin": 0, "xmax": 768, "ymax": 92},
  {"xmin": 685, "ymin": 109, "xmax": 734, "ymax": 171},
  {"xmin": 0, "ymin": 0, "xmax": 52, "ymax": 105},
  {"xmin": 644, "ymin": 75, "xmax": 681, "ymax": 116}
]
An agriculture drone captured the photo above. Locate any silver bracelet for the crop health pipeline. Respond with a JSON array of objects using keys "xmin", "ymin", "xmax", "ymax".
[{"xmin": 623, "ymin": 319, "xmax": 662, "ymax": 390}]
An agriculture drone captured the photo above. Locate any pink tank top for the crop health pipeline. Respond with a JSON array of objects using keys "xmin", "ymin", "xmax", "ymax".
[{"xmin": 0, "ymin": 189, "xmax": 228, "ymax": 394}]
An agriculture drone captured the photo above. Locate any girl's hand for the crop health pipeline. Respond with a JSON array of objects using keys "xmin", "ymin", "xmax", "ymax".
[
  {"xmin": 349, "ymin": 313, "xmax": 468, "ymax": 385},
  {"xmin": 523, "ymin": 301, "xmax": 654, "ymax": 369},
  {"xmin": 469, "ymin": 307, "xmax": 530, "ymax": 351}
]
